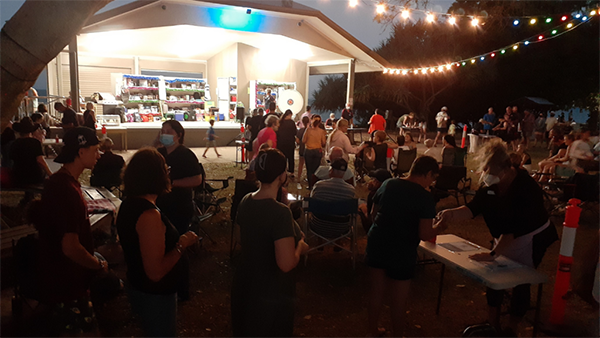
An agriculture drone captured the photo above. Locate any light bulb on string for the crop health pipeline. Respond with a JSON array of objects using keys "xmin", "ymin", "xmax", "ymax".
[
  {"xmin": 349, "ymin": 0, "xmax": 358, "ymax": 8},
  {"xmin": 582, "ymin": 16, "xmax": 588, "ymax": 21},
  {"xmin": 445, "ymin": 64, "xmax": 452, "ymax": 70},
  {"xmin": 471, "ymin": 18, "xmax": 479, "ymax": 26},
  {"xmin": 513, "ymin": 20, "xmax": 520, "ymax": 26},
  {"xmin": 552, "ymin": 30, "xmax": 557, "ymax": 34},
  {"xmin": 438, "ymin": 66, "xmax": 444, "ymax": 72},
  {"xmin": 429, "ymin": 68, "xmax": 435, "ymax": 73},
  {"xmin": 402, "ymin": 70, "xmax": 408, "ymax": 75},
  {"xmin": 561, "ymin": 16, "xmax": 568, "ymax": 21},
  {"xmin": 471, "ymin": 59, "xmax": 476, "ymax": 63},
  {"xmin": 567, "ymin": 22, "xmax": 573, "ymax": 28},
  {"xmin": 421, "ymin": 69, "xmax": 427, "ymax": 74},
  {"xmin": 530, "ymin": 18, "xmax": 537, "ymax": 24},
  {"xmin": 480, "ymin": 56, "xmax": 485, "ymax": 61},
  {"xmin": 591, "ymin": 10, "xmax": 597, "ymax": 16},
  {"xmin": 513, "ymin": 44, "xmax": 519, "ymax": 50},
  {"xmin": 501, "ymin": 49, "xmax": 506, "ymax": 54},
  {"xmin": 545, "ymin": 18, "xmax": 552, "ymax": 23},
  {"xmin": 401, "ymin": 10, "xmax": 410, "ymax": 19},
  {"xmin": 538, "ymin": 35, "xmax": 543, "ymax": 40},
  {"xmin": 448, "ymin": 16, "xmax": 456, "ymax": 25},
  {"xmin": 396, "ymin": 69, "xmax": 401, "ymax": 75},
  {"xmin": 376, "ymin": 4, "xmax": 385, "ymax": 14},
  {"xmin": 575, "ymin": 14, "xmax": 581, "ymax": 19},
  {"xmin": 461, "ymin": 62, "xmax": 466, "ymax": 66},
  {"xmin": 426, "ymin": 13, "xmax": 435, "ymax": 23},
  {"xmin": 524, "ymin": 41, "xmax": 530, "ymax": 45},
  {"xmin": 491, "ymin": 53, "xmax": 496, "ymax": 57}
]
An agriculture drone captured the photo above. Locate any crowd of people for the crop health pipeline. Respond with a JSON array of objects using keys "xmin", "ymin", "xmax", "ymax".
[{"xmin": 1, "ymin": 100, "xmax": 597, "ymax": 338}]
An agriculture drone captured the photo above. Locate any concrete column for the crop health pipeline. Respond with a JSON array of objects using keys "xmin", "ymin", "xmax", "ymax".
[
  {"xmin": 346, "ymin": 58, "xmax": 355, "ymax": 107},
  {"xmin": 68, "ymin": 36, "xmax": 80, "ymax": 110}
]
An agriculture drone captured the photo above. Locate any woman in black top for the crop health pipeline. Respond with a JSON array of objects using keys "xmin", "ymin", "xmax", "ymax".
[
  {"xmin": 437, "ymin": 140, "xmax": 558, "ymax": 334},
  {"xmin": 367, "ymin": 131, "xmax": 398, "ymax": 171},
  {"xmin": 155, "ymin": 120, "xmax": 202, "ymax": 301},
  {"xmin": 10, "ymin": 117, "xmax": 52, "ymax": 187},
  {"xmin": 231, "ymin": 149, "xmax": 308, "ymax": 336},
  {"xmin": 277, "ymin": 110, "xmax": 298, "ymax": 176},
  {"xmin": 83, "ymin": 102, "xmax": 96, "ymax": 129},
  {"xmin": 117, "ymin": 148, "xmax": 198, "ymax": 337}
]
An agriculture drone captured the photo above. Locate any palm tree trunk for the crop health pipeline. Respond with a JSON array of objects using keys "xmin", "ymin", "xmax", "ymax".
[{"xmin": 1, "ymin": 0, "xmax": 111, "ymax": 129}]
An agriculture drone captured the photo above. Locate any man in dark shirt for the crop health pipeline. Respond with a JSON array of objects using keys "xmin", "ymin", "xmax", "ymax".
[
  {"xmin": 91, "ymin": 138, "xmax": 125, "ymax": 190},
  {"xmin": 37, "ymin": 127, "xmax": 106, "ymax": 335},
  {"xmin": 54, "ymin": 102, "xmax": 79, "ymax": 131},
  {"xmin": 341, "ymin": 104, "xmax": 354, "ymax": 126}
]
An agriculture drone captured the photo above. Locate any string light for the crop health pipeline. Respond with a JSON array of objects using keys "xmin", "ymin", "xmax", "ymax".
[
  {"xmin": 426, "ymin": 13, "xmax": 435, "ymax": 23},
  {"xmin": 530, "ymin": 18, "xmax": 537, "ymax": 24},
  {"xmin": 591, "ymin": 10, "xmax": 597, "ymax": 16},
  {"xmin": 561, "ymin": 16, "xmax": 568, "ymax": 21},
  {"xmin": 513, "ymin": 20, "xmax": 520, "ymax": 25},
  {"xmin": 582, "ymin": 16, "xmax": 588, "ymax": 21},
  {"xmin": 376, "ymin": 3, "xmax": 385, "ymax": 14},
  {"xmin": 545, "ymin": 18, "xmax": 552, "ymax": 23},
  {"xmin": 349, "ymin": 0, "xmax": 358, "ymax": 8},
  {"xmin": 448, "ymin": 17, "xmax": 456, "ymax": 25},
  {"xmin": 575, "ymin": 14, "xmax": 581, "ymax": 19},
  {"xmin": 382, "ymin": 15, "xmax": 595, "ymax": 75},
  {"xmin": 471, "ymin": 18, "xmax": 479, "ymax": 26},
  {"xmin": 401, "ymin": 9, "xmax": 410, "ymax": 19}
]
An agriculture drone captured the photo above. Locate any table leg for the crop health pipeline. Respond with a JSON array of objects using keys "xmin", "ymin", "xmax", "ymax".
[
  {"xmin": 436, "ymin": 264, "xmax": 446, "ymax": 315},
  {"xmin": 532, "ymin": 284, "xmax": 542, "ymax": 337}
]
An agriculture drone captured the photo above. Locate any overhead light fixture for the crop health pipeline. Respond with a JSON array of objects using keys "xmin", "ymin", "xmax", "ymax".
[
  {"xmin": 426, "ymin": 13, "xmax": 435, "ymax": 23},
  {"xmin": 471, "ymin": 18, "xmax": 479, "ymax": 26},
  {"xmin": 401, "ymin": 10, "xmax": 410, "ymax": 19},
  {"xmin": 448, "ymin": 17, "xmax": 456, "ymax": 25},
  {"xmin": 349, "ymin": 0, "xmax": 358, "ymax": 8},
  {"xmin": 376, "ymin": 3, "xmax": 385, "ymax": 14}
]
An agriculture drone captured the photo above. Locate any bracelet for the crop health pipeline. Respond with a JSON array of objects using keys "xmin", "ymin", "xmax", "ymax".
[{"xmin": 175, "ymin": 243, "xmax": 184, "ymax": 255}]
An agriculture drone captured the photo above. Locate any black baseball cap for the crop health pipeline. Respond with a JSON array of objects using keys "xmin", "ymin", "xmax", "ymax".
[
  {"xmin": 55, "ymin": 127, "xmax": 100, "ymax": 164},
  {"xmin": 331, "ymin": 158, "xmax": 348, "ymax": 171},
  {"xmin": 369, "ymin": 169, "xmax": 392, "ymax": 182}
]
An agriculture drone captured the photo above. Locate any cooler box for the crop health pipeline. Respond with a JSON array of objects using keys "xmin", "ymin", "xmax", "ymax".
[
  {"xmin": 175, "ymin": 112, "xmax": 185, "ymax": 121},
  {"xmin": 218, "ymin": 113, "xmax": 225, "ymax": 121}
]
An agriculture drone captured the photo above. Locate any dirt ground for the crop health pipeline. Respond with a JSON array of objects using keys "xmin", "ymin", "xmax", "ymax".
[{"xmin": 1, "ymin": 138, "xmax": 599, "ymax": 337}]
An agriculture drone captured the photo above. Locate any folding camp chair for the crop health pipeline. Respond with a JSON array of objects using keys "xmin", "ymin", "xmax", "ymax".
[
  {"xmin": 391, "ymin": 148, "xmax": 417, "ymax": 177},
  {"xmin": 193, "ymin": 162, "xmax": 232, "ymax": 215},
  {"xmin": 303, "ymin": 197, "xmax": 359, "ymax": 269},
  {"xmin": 432, "ymin": 166, "xmax": 472, "ymax": 206}
]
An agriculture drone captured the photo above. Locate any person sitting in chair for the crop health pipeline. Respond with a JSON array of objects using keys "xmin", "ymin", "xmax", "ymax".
[
  {"xmin": 367, "ymin": 131, "xmax": 399, "ymax": 171},
  {"xmin": 441, "ymin": 134, "xmax": 457, "ymax": 166},
  {"xmin": 309, "ymin": 158, "xmax": 356, "ymax": 241},
  {"xmin": 313, "ymin": 146, "xmax": 355, "ymax": 187},
  {"xmin": 91, "ymin": 138, "xmax": 125, "ymax": 191},
  {"xmin": 358, "ymin": 169, "xmax": 392, "ymax": 234}
]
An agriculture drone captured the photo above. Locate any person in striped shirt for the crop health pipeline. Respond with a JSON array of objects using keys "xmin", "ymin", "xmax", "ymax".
[{"xmin": 309, "ymin": 158, "xmax": 356, "ymax": 240}]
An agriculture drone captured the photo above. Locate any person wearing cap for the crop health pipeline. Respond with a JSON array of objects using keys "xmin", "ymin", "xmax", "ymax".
[
  {"xmin": 313, "ymin": 146, "xmax": 355, "ymax": 187},
  {"xmin": 433, "ymin": 106, "xmax": 450, "ymax": 147},
  {"xmin": 54, "ymin": 102, "xmax": 79, "ymax": 131},
  {"xmin": 155, "ymin": 120, "xmax": 202, "ymax": 301},
  {"xmin": 358, "ymin": 168, "xmax": 392, "ymax": 234},
  {"xmin": 117, "ymin": 148, "xmax": 198, "ymax": 337},
  {"xmin": 367, "ymin": 156, "xmax": 446, "ymax": 337},
  {"xmin": 231, "ymin": 149, "xmax": 308, "ymax": 336},
  {"xmin": 36, "ymin": 127, "xmax": 105, "ymax": 335},
  {"xmin": 10, "ymin": 116, "xmax": 52, "ymax": 187},
  {"xmin": 309, "ymin": 158, "xmax": 356, "ymax": 241},
  {"xmin": 90, "ymin": 138, "xmax": 125, "ymax": 190}
]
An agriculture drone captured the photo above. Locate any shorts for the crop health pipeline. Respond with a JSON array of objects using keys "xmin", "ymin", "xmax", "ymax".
[
  {"xmin": 365, "ymin": 254, "xmax": 415, "ymax": 281},
  {"xmin": 207, "ymin": 140, "xmax": 217, "ymax": 147},
  {"xmin": 49, "ymin": 294, "xmax": 97, "ymax": 335},
  {"xmin": 437, "ymin": 127, "xmax": 448, "ymax": 133}
]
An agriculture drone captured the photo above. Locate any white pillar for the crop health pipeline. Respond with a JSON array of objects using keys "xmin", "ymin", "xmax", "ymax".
[
  {"xmin": 68, "ymin": 36, "xmax": 80, "ymax": 109},
  {"xmin": 346, "ymin": 59, "xmax": 355, "ymax": 107}
]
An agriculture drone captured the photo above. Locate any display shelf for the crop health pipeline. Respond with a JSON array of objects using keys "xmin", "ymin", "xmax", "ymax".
[
  {"xmin": 126, "ymin": 100, "xmax": 159, "ymax": 104},
  {"xmin": 165, "ymin": 100, "xmax": 204, "ymax": 105},
  {"xmin": 165, "ymin": 88, "xmax": 205, "ymax": 93},
  {"xmin": 125, "ymin": 86, "xmax": 159, "ymax": 91}
]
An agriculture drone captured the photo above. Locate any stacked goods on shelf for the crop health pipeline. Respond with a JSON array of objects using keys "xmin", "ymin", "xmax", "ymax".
[
  {"xmin": 164, "ymin": 78, "xmax": 207, "ymax": 122},
  {"xmin": 121, "ymin": 75, "xmax": 162, "ymax": 122}
]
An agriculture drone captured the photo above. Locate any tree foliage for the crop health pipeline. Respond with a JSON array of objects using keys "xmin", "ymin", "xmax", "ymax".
[
  {"xmin": 312, "ymin": 0, "xmax": 599, "ymax": 128},
  {"xmin": 311, "ymin": 75, "xmax": 347, "ymax": 113}
]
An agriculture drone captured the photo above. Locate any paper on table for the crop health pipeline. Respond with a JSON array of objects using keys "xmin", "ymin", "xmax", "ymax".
[
  {"xmin": 471, "ymin": 255, "xmax": 523, "ymax": 271},
  {"xmin": 439, "ymin": 241, "xmax": 481, "ymax": 253}
]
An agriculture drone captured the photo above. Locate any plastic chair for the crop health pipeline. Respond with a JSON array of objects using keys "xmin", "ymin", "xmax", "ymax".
[{"xmin": 303, "ymin": 197, "xmax": 359, "ymax": 269}]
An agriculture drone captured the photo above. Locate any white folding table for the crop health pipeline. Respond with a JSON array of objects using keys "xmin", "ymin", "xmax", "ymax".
[{"xmin": 418, "ymin": 234, "xmax": 547, "ymax": 337}]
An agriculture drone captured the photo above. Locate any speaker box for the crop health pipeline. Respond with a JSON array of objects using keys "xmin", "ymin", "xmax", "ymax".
[{"xmin": 236, "ymin": 106, "xmax": 245, "ymax": 121}]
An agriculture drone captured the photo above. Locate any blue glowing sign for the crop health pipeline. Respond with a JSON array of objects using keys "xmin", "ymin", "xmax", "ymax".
[{"xmin": 206, "ymin": 7, "xmax": 266, "ymax": 32}]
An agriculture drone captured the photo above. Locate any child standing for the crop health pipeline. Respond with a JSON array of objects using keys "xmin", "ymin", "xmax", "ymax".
[
  {"xmin": 203, "ymin": 119, "xmax": 221, "ymax": 158},
  {"xmin": 448, "ymin": 120, "xmax": 457, "ymax": 137}
]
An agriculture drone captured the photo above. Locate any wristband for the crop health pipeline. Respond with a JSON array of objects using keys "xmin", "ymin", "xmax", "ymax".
[{"xmin": 175, "ymin": 243, "xmax": 184, "ymax": 255}]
